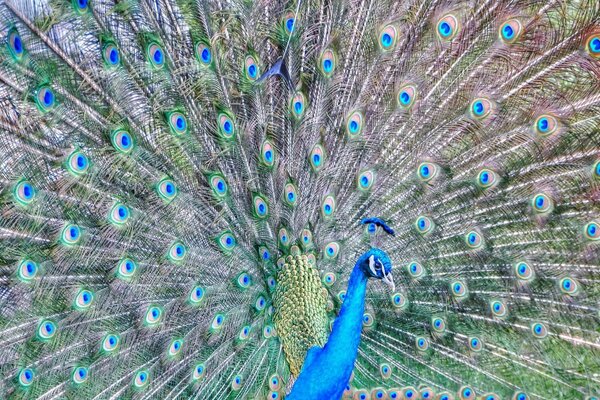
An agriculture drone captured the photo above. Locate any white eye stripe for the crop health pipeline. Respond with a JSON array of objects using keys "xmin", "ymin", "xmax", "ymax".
[{"xmin": 369, "ymin": 255, "xmax": 377, "ymax": 275}]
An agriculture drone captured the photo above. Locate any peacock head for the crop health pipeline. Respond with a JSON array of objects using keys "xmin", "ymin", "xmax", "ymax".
[{"xmin": 359, "ymin": 248, "xmax": 394, "ymax": 291}]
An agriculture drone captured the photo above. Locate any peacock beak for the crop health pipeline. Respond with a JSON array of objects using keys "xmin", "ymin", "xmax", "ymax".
[{"xmin": 382, "ymin": 268, "xmax": 395, "ymax": 292}]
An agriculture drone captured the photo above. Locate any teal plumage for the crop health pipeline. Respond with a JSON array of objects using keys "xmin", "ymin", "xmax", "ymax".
[{"xmin": 0, "ymin": 0, "xmax": 600, "ymax": 399}]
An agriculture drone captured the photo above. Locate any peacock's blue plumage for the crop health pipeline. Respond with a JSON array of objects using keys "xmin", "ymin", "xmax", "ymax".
[{"xmin": 0, "ymin": 0, "xmax": 600, "ymax": 399}]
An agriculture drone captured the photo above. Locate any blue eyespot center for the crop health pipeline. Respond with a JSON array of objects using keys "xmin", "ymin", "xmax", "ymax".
[
  {"xmin": 265, "ymin": 150, "xmax": 273, "ymax": 161},
  {"xmin": 201, "ymin": 48, "xmax": 211, "ymax": 63},
  {"xmin": 223, "ymin": 121, "xmax": 232, "ymax": 133},
  {"xmin": 381, "ymin": 33, "xmax": 392, "ymax": 47},
  {"xmin": 78, "ymin": 0, "xmax": 87, "ymax": 8},
  {"xmin": 503, "ymin": 24, "xmax": 514, "ymax": 39},
  {"xmin": 248, "ymin": 64, "xmax": 257, "ymax": 78},
  {"xmin": 473, "ymin": 101, "xmax": 484, "ymax": 115},
  {"xmin": 70, "ymin": 227, "xmax": 78, "ymax": 238},
  {"xmin": 400, "ymin": 91, "xmax": 410, "ymax": 104},
  {"xmin": 588, "ymin": 223, "xmax": 597, "ymax": 236},
  {"xmin": 153, "ymin": 49, "xmax": 163, "ymax": 63},
  {"xmin": 109, "ymin": 48, "xmax": 118, "ymax": 64},
  {"xmin": 313, "ymin": 154, "xmax": 321, "ymax": 165},
  {"xmin": 421, "ymin": 165, "xmax": 430, "ymax": 177},
  {"xmin": 439, "ymin": 22, "xmax": 451, "ymax": 37},
  {"xmin": 294, "ymin": 101, "xmax": 303, "ymax": 113},
  {"xmin": 361, "ymin": 176, "xmax": 369, "ymax": 186},
  {"xmin": 121, "ymin": 135, "xmax": 129, "ymax": 147},
  {"xmin": 350, "ymin": 120, "xmax": 359, "ymax": 132},
  {"xmin": 590, "ymin": 37, "xmax": 600, "ymax": 53},
  {"xmin": 176, "ymin": 116, "xmax": 185, "ymax": 130},
  {"xmin": 286, "ymin": 18, "xmax": 294, "ymax": 32},
  {"xmin": 323, "ymin": 59, "xmax": 332, "ymax": 72},
  {"xmin": 288, "ymin": 192, "xmax": 295, "ymax": 201},
  {"xmin": 217, "ymin": 181, "xmax": 224, "ymax": 191},
  {"xmin": 43, "ymin": 90, "xmax": 54, "ymax": 106},
  {"xmin": 166, "ymin": 183, "xmax": 174, "ymax": 194},
  {"xmin": 14, "ymin": 35, "xmax": 23, "ymax": 53}
]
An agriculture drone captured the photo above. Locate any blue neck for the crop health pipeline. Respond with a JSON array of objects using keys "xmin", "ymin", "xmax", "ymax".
[
  {"xmin": 326, "ymin": 261, "xmax": 368, "ymax": 357},
  {"xmin": 287, "ymin": 257, "xmax": 369, "ymax": 399}
]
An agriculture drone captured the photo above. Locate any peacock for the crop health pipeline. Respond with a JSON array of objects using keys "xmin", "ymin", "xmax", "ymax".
[{"xmin": 1, "ymin": 0, "xmax": 600, "ymax": 398}]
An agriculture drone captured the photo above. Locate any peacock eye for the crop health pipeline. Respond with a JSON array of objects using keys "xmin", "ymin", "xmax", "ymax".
[
  {"xmin": 490, "ymin": 299, "xmax": 507, "ymax": 318},
  {"xmin": 450, "ymin": 280, "xmax": 468, "ymax": 299},
  {"xmin": 261, "ymin": 139, "xmax": 276, "ymax": 167},
  {"xmin": 145, "ymin": 305, "xmax": 163, "ymax": 325},
  {"xmin": 211, "ymin": 313, "xmax": 225, "ymax": 331},
  {"xmin": 406, "ymin": 261, "xmax": 425, "ymax": 278},
  {"xmin": 18, "ymin": 368, "xmax": 34, "ymax": 387},
  {"xmin": 263, "ymin": 324, "xmax": 273, "ymax": 338},
  {"xmin": 167, "ymin": 241, "xmax": 187, "ymax": 262},
  {"xmin": 586, "ymin": 34, "xmax": 600, "ymax": 58},
  {"xmin": 417, "ymin": 162, "xmax": 438, "ymax": 182},
  {"xmin": 72, "ymin": 366, "xmax": 89, "ymax": 384},
  {"xmin": 167, "ymin": 111, "xmax": 188, "ymax": 135},
  {"xmin": 357, "ymin": 169, "xmax": 376, "ymax": 191},
  {"xmin": 269, "ymin": 374, "xmax": 281, "ymax": 391},
  {"xmin": 108, "ymin": 202, "xmax": 130, "ymax": 226},
  {"xmin": 255, "ymin": 295, "xmax": 267, "ymax": 312},
  {"xmin": 37, "ymin": 319, "xmax": 56, "ymax": 340},
  {"xmin": 470, "ymin": 98, "xmax": 493, "ymax": 119},
  {"xmin": 73, "ymin": 0, "xmax": 89, "ymax": 13},
  {"xmin": 465, "ymin": 230, "xmax": 483, "ymax": 249},
  {"xmin": 346, "ymin": 110, "xmax": 365, "ymax": 138},
  {"xmin": 534, "ymin": 114, "xmax": 558, "ymax": 137},
  {"xmin": 283, "ymin": 182, "xmax": 298, "ymax": 206},
  {"xmin": 110, "ymin": 129, "xmax": 134, "ymax": 154},
  {"xmin": 513, "ymin": 392, "xmax": 529, "ymax": 400},
  {"xmin": 244, "ymin": 55, "xmax": 259, "ymax": 80},
  {"xmin": 499, "ymin": 19, "xmax": 523, "ymax": 43},
  {"xmin": 8, "ymin": 28, "xmax": 25, "ymax": 60},
  {"xmin": 133, "ymin": 370, "xmax": 150, "ymax": 388},
  {"xmin": 238, "ymin": 325, "xmax": 251, "ymax": 341},
  {"xmin": 102, "ymin": 333, "xmax": 120, "ymax": 352},
  {"xmin": 309, "ymin": 143, "xmax": 326, "ymax": 172},
  {"xmin": 584, "ymin": 220, "xmax": 599, "ymax": 241},
  {"xmin": 301, "ymin": 228, "xmax": 313, "ymax": 248},
  {"xmin": 147, "ymin": 42, "xmax": 165, "ymax": 68},
  {"xmin": 558, "ymin": 276, "xmax": 579, "ymax": 295},
  {"xmin": 236, "ymin": 272, "xmax": 252, "ymax": 289},
  {"xmin": 218, "ymin": 231, "xmax": 236, "ymax": 252},
  {"xmin": 477, "ymin": 168, "xmax": 498, "ymax": 189},
  {"xmin": 192, "ymin": 363, "xmax": 205, "ymax": 381},
  {"xmin": 320, "ymin": 48, "xmax": 336, "ymax": 77},
  {"xmin": 379, "ymin": 24, "xmax": 398, "ymax": 51},
  {"xmin": 231, "ymin": 374, "xmax": 243, "ymax": 391},
  {"xmin": 468, "ymin": 336, "xmax": 483, "ymax": 352},
  {"xmin": 321, "ymin": 194, "xmax": 336, "ymax": 219},
  {"xmin": 432, "ymin": 316, "xmax": 446, "ymax": 333},
  {"xmin": 415, "ymin": 215, "xmax": 434, "ymax": 235},
  {"xmin": 103, "ymin": 42, "xmax": 120, "ymax": 66},
  {"xmin": 324, "ymin": 242, "xmax": 340, "ymax": 260},
  {"xmin": 66, "ymin": 150, "xmax": 90, "ymax": 176},
  {"xmin": 290, "ymin": 92, "xmax": 306, "ymax": 119},
  {"xmin": 156, "ymin": 178, "xmax": 178, "ymax": 202},
  {"xmin": 515, "ymin": 261, "xmax": 534, "ymax": 281},
  {"xmin": 415, "ymin": 336, "xmax": 429, "ymax": 351},
  {"xmin": 195, "ymin": 42, "xmax": 212, "ymax": 66},
  {"xmin": 208, "ymin": 173, "xmax": 228, "ymax": 198},
  {"xmin": 531, "ymin": 193, "xmax": 552, "ymax": 214},
  {"xmin": 379, "ymin": 363, "xmax": 392, "ymax": 379},
  {"xmin": 116, "ymin": 258, "xmax": 137, "ymax": 280},
  {"xmin": 13, "ymin": 180, "xmax": 36, "ymax": 206},
  {"xmin": 252, "ymin": 193, "xmax": 269, "ymax": 219},
  {"xmin": 189, "ymin": 285, "xmax": 204, "ymax": 304},
  {"xmin": 34, "ymin": 85, "xmax": 56, "ymax": 112},
  {"xmin": 74, "ymin": 288, "xmax": 94, "ymax": 310},
  {"xmin": 397, "ymin": 84, "xmax": 417, "ymax": 109},
  {"xmin": 283, "ymin": 11, "xmax": 295, "ymax": 35},
  {"xmin": 168, "ymin": 338, "xmax": 183, "ymax": 357},
  {"xmin": 460, "ymin": 386, "xmax": 476, "ymax": 400},
  {"xmin": 322, "ymin": 272, "xmax": 336, "ymax": 286},
  {"xmin": 531, "ymin": 322, "xmax": 548, "ymax": 338},
  {"xmin": 437, "ymin": 14, "xmax": 459, "ymax": 40},
  {"xmin": 218, "ymin": 112, "xmax": 236, "ymax": 140},
  {"xmin": 61, "ymin": 224, "xmax": 82, "ymax": 245},
  {"xmin": 18, "ymin": 259, "xmax": 39, "ymax": 282}
]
